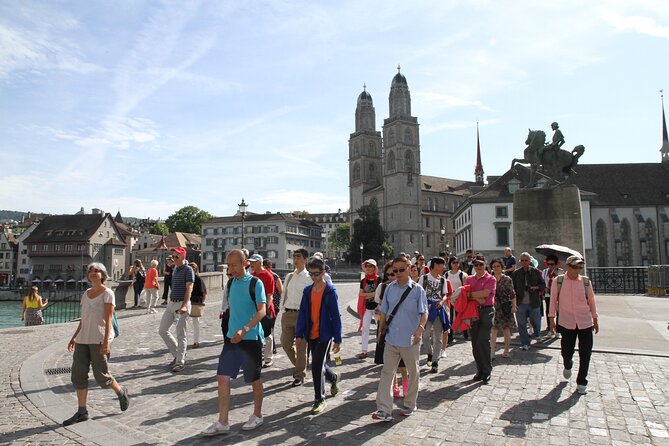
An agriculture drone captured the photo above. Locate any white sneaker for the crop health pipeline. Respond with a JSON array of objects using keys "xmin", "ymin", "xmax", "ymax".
[
  {"xmin": 242, "ymin": 414, "xmax": 263, "ymax": 431},
  {"xmin": 577, "ymin": 384, "xmax": 588, "ymax": 395},
  {"xmin": 201, "ymin": 421, "xmax": 230, "ymax": 436},
  {"xmin": 440, "ymin": 349, "xmax": 447, "ymax": 359},
  {"xmin": 150, "ymin": 308, "xmax": 158, "ymax": 314},
  {"xmin": 563, "ymin": 368, "xmax": 572, "ymax": 379}
]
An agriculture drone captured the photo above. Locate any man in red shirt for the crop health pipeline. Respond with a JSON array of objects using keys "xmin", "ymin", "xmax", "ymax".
[{"xmin": 249, "ymin": 254, "xmax": 276, "ymax": 367}]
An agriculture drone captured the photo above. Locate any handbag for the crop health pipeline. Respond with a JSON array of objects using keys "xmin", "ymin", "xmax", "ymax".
[
  {"xmin": 190, "ymin": 303, "xmax": 204, "ymax": 318},
  {"xmin": 112, "ymin": 311, "xmax": 120, "ymax": 338},
  {"xmin": 374, "ymin": 286, "xmax": 413, "ymax": 365}
]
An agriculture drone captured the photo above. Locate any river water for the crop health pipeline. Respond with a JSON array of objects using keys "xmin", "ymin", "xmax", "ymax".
[{"xmin": 0, "ymin": 301, "xmax": 24, "ymax": 329}]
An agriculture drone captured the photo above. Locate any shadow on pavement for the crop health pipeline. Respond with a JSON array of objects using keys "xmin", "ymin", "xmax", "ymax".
[{"xmin": 499, "ymin": 381, "xmax": 581, "ymax": 437}]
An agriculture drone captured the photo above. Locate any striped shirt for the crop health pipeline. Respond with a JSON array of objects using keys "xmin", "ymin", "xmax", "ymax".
[{"xmin": 170, "ymin": 264, "xmax": 194, "ymax": 301}]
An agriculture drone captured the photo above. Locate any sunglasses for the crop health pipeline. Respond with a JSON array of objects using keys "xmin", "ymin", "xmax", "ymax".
[
  {"xmin": 392, "ymin": 268, "xmax": 407, "ymax": 273},
  {"xmin": 386, "ymin": 272, "xmax": 396, "ymax": 277},
  {"xmin": 569, "ymin": 264, "xmax": 584, "ymax": 269},
  {"xmin": 308, "ymin": 271, "xmax": 322, "ymax": 277}
]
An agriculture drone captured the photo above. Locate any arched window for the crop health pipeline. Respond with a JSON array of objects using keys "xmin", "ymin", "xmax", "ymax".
[
  {"xmin": 595, "ymin": 219, "xmax": 608, "ymax": 266},
  {"xmin": 405, "ymin": 150, "xmax": 414, "ymax": 173},
  {"xmin": 387, "ymin": 150, "xmax": 396, "ymax": 171},
  {"xmin": 368, "ymin": 142, "xmax": 375, "ymax": 156},
  {"xmin": 618, "ymin": 218, "xmax": 632, "ymax": 266},
  {"xmin": 368, "ymin": 163, "xmax": 377, "ymax": 182},
  {"xmin": 404, "ymin": 128, "xmax": 413, "ymax": 144},
  {"xmin": 644, "ymin": 219, "xmax": 657, "ymax": 264},
  {"xmin": 352, "ymin": 162, "xmax": 361, "ymax": 181},
  {"xmin": 370, "ymin": 197, "xmax": 378, "ymax": 208},
  {"xmin": 353, "ymin": 143, "xmax": 359, "ymax": 157}
]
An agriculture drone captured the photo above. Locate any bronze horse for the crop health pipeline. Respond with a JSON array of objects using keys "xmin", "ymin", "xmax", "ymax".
[{"xmin": 511, "ymin": 129, "xmax": 585, "ymax": 187}]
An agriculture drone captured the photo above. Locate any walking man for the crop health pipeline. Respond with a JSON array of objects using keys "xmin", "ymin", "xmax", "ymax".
[
  {"xmin": 465, "ymin": 255, "xmax": 497, "ymax": 383},
  {"xmin": 372, "ymin": 256, "xmax": 428, "ymax": 421},
  {"xmin": 420, "ymin": 257, "xmax": 452, "ymax": 373},
  {"xmin": 201, "ymin": 249, "xmax": 266, "ymax": 436},
  {"xmin": 158, "ymin": 247, "xmax": 194, "ymax": 372},
  {"xmin": 548, "ymin": 255, "xmax": 598, "ymax": 395},
  {"xmin": 280, "ymin": 249, "xmax": 311, "ymax": 386},
  {"xmin": 511, "ymin": 252, "xmax": 544, "ymax": 349},
  {"xmin": 248, "ymin": 254, "xmax": 276, "ymax": 368}
]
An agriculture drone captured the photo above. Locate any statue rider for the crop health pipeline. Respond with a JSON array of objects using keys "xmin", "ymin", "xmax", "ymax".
[{"xmin": 539, "ymin": 122, "xmax": 564, "ymax": 163}]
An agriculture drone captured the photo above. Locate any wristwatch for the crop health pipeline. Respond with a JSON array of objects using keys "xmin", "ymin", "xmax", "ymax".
[{"xmin": 242, "ymin": 325, "xmax": 251, "ymax": 333}]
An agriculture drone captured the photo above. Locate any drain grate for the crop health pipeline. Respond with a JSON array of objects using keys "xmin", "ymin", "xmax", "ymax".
[{"xmin": 45, "ymin": 367, "xmax": 72, "ymax": 376}]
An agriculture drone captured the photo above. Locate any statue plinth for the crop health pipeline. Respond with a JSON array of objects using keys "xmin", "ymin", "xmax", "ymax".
[{"xmin": 512, "ymin": 185, "xmax": 584, "ymax": 259}]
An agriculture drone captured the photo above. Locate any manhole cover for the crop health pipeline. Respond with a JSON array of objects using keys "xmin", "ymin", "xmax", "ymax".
[{"xmin": 45, "ymin": 367, "xmax": 72, "ymax": 375}]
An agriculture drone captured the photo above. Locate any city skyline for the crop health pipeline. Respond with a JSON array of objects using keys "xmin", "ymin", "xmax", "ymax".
[{"xmin": 1, "ymin": 1, "xmax": 668, "ymax": 220}]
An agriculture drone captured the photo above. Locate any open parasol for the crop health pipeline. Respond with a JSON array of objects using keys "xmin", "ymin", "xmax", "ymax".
[{"xmin": 535, "ymin": 244, "xmax": 582, "ymax": 261}]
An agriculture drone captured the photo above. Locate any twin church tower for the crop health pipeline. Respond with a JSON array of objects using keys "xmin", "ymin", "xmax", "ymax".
[{"xmin": 348, "ymin": 67, "xmax": 430, "ymax": 255}]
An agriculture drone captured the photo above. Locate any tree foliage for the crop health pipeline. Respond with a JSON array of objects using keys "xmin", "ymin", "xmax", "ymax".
[
  {"xmin": 165, "ymin": 206, "xmax": 213, "ymax": 234},
  {"xmin": 328, "ymin": 223, "xmax": 350, "ymax": 256},
  {"xmin": 346, "ymin": 203, "xmax": 387, "ymax": 264},
  {"xmin": 150, "ymin": 222, "xmax": 169, "ymax": 236}
]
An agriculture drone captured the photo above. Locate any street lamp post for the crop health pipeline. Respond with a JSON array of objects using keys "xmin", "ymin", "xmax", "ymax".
[
  {"xmin": 238, "ymin": 198, "xmax": 248, "ymax": 249},
  {"xmin": 440, "ymin": 226, "xmax": 446, "ymax": 256},
  {"xmin": 359, "ymin": 241, "xmax": 364, "ymax": 266}
]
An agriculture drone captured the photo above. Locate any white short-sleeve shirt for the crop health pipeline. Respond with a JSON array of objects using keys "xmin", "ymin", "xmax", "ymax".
[{"xmin": 77, "ymin": 288, "xmax": 115, "ymax": 344}]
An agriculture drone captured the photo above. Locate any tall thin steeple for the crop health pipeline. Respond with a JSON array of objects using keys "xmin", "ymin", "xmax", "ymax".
[
  {"xmin": 474, "ymin": 122, "xmax": 484, "ymax": 184},
  {"xmin": 660, "ymin": 90, "xmax": 669, "ymax": 164}
]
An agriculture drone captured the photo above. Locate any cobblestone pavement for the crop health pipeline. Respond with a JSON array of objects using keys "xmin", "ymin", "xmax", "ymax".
[{"xmin": 2, "ymin": 283, "xmax": 669, "ymax": 445}]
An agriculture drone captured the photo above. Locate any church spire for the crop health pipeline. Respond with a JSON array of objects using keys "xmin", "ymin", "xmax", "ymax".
[
  {"xmin": 660, "ymin": 90, "xmax": 669, "ymax": 164},
  {"xmin": 474, "ymin": 122, "xmax": 484, "ymax": 184}
]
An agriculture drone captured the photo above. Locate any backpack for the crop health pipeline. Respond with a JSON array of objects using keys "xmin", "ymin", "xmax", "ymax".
[
  {"xmin": 556, "ymin": 274, "xmax": 591, "ymax": 303},
  {"xmin": 221, "ymin": 277, "xmax": 260, "ymax": 340},
  {"xmin": 361, "ymin": 276, "xmax": 381, "ymax": 309},
  {"xmin": 421, "ymin": 275, "xmax": 447, "ymax": 301},
  {"xmin": 135, "ymin": 268, "xmax": 146, "ymax": 283}
]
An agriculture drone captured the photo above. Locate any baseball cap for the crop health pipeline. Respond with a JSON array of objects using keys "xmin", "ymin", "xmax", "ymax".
[
  {"xmin": 565, "ymin": 255, "xmax": 585, "ymax": 267},
  {"xmin": 248, "ymin": 254, "xmax": 263, "ymax": 263},
  {"xmin": 363, "ymin": 259, "xmax": 377, "ymax": 267},
  {"xmin": 472, "ymin": 254, "xmax": 486, "ymax": 265},
  {"xmin": 170, "ymin": 247, "xmax": 186, "ymax": 258}
]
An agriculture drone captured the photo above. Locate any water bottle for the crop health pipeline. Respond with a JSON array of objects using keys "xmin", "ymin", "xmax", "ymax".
[{"xmin": 334, "ymin": 352, "xmax": 342, "ymax": 366}]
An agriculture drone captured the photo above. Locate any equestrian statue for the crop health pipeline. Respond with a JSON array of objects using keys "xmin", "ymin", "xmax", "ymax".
[{"xmin": 511, "ymin": 122, "xmax": 585, "ymax": 187}]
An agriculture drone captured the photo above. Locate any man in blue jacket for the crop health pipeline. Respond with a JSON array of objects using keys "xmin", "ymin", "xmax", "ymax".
[{"xmin": 295, "ymin": 257, "xmax": 342, "ymax": 415}]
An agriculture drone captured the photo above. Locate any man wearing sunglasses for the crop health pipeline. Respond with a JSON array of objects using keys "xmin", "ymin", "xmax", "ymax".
[
  {"xmin": 372, "ymin": 257, "xmax": 428, "ymax": 421},
  {"xmin": 548, "ymin": 255, "xmax": 598, "ymax": 395}
]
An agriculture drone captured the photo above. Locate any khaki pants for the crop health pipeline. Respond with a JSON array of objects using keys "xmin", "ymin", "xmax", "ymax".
[
  {"xmin": 376, "ymin": 342, "xmax": 420, "ymax": 413},
  {"xmin": 280, "ymin": 310, "xmax": 307, "ymax": 379}
]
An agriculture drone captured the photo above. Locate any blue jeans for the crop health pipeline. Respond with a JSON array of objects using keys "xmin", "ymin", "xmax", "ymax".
[{"xmin": 516, "ymin": 304, "xmax": 541, "ymax": 346}]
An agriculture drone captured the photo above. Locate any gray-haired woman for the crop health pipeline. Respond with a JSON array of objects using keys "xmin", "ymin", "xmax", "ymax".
[{"xmin": 62, "ymin": 262, "xmax": 129, "ymax": 426}]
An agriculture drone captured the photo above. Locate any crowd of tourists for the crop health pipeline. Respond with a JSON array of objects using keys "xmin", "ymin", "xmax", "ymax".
[{"xmin": 51, "ymin": 245, "xmax": 600, "ymax": 436}]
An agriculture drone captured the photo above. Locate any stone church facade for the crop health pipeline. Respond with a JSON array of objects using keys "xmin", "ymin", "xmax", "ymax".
[{"xmin": 348, "ymin": 68, "xmax": 476, "ymax": 257}]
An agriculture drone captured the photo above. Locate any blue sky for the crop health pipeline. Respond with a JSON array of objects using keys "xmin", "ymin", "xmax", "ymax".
[{"xmin": 1, "ymin": 1, "xmax": 668, "ymax": 220}]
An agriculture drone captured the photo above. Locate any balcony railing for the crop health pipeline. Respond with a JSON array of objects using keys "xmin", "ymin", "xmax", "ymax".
[{"xmin": 587, "ymin": 267, "xmax": 647, "ymax": 294}]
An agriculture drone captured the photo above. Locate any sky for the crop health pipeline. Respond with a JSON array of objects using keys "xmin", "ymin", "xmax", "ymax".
[{"xmin": 1, "ymin": 0, "xmax": 668, "ymax": 221}]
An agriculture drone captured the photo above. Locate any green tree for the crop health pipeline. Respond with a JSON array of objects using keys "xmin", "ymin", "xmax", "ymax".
[
  {"xmin": 165, "ymin": 206, "xmax": 213, "ymax": 234},
  {"xmin": 347, "ymin": 203, "xmax": 386, "ymax": 264},
  {"xmin": 328, "ymin": 223, "xmax": 350, "ymax": 257},
  {"xmin": 150, "ymin": 222, "xmax": 169, "ymax": 236}
]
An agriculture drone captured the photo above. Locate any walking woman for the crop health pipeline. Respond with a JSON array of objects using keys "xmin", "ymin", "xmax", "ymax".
[
  {"xmin": 357, "ymin": 259, "xmax": 380, "ymax": 359},
  {"xmin": 128, "ymin": 259, "xmax": 145, "ymax": 308},
  {"xmin": 189, "ymin": 262, "xmax": 207, "ymax": 348},
  {"xmin": 21, "ymin": 286, "xmax": 48, "ymax": 326},
  {"xmin": 489, "ymin": 258, "xmax": 517, "ymax": 359},
  {"xmin": 295, "ymin": 257, "xmax": 342, "ymax": 415},
  {"xmin": 63, "ymin": 262, "xmax": 129, "ymax": 426}
]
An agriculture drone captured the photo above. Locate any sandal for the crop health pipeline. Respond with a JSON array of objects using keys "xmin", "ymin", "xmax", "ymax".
[
  {"xmin": 356, "ymin": 352, "xmax": 368, "ymax": 359},
  {"xmin": 501, "ymin": 351, "xmax": 509, "ymax": 358}
]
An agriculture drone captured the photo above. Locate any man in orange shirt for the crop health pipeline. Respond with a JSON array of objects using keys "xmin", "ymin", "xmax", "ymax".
[
  {"xmin": 548, "ymin": 255, "xmax": 598, "ymax": 395},
  {"xmin": 144, "ymin": 260, "xmax": 160, "ymax": 314},
  {"xmin": 295, "ymin": 257, "xmax": 342, "ymax": 415}
]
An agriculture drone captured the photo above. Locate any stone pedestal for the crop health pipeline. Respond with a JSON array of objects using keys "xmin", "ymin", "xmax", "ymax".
[{"xmin": 512, "ymin": 185, "xmax": 584, "ymax": 260}]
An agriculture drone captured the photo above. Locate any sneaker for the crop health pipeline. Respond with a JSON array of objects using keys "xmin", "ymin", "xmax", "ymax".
[
  {"xmin": 242, "ymin": 414, "xmax": 264, "ymax": 430},
  {"xmin": 150, "ymin": 308, "xmax": 158, "ymax": 314},
  {"xmin": 372, "ymin": 410, "xmax": 393, "ymax": 422},
  {"xmin": 563, "ymin": 368, "xmax": 572, "ymax": 379},
  {"xmin": 430, "ymin": 363, "xmax": 438, "ymax": 374},
  {"xmin": 520, "ymin": 345, "xmax": 530, "ymax": 351},
  {"xmin": 201, "ymin": 421, "xmax": 230, "ymax": 436},
  {"xmin": 311, "ymin": 399, "xmax": 326, "ymax": 414},
  {"xmin": 171, "ymin": 363, "xmax": 185, "ymax": 373},
  {"xmin": 440, "ymin": 349, "xmax": 447, "ymax": 359},
  {"xmin": 330, "ymin": 372, "xmax": 341, "ymax": 397},
  {"xmin": 291, "ymin": 378, "xmax": 304, "ymax": 387},
  {"xmin": 262, "ymin": 360, "xmax": 273, "ymax": 368},
  {"xmin": 473, "ymin": 374, "xmax": 484, "ymax": 381},
  {"xmin": 168, "ymin": 358, "xmax": 177, "ymax": 368},
  {"xmin": 393, "ymin": 385, "xmax": 402, "ymax": 398},
  {"xmin": 577, "ymin": 385, "xmax": 588, "ymax": 395},
  {"xmin": 356, "ymin": 352, "xmax": 368, "ymax": 359},
  {"xmin": 192, "ymin": 343, "xmax": 200, "ymax": 349},
  {"xmin": 426, "ymin": 354, "xmax": 432, "ymax": 367},
  {"xmin": 400, "ymin": 406, "xmax": 415, "ymax": 416},
  {"xmin": 117, "ymin": 386, "xmax": 130, "ymax": 412},
  {"xmin": 63, "ymin": 411, "xmax": 89, "ymax": 426}
]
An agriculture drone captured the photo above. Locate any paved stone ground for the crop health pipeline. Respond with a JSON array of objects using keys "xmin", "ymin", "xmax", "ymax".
[{"xmin": 2, "ymin": 283, "xmax": 669, "ymax": 445}]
